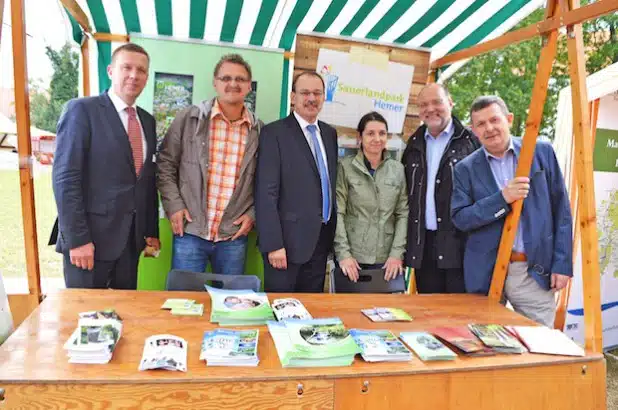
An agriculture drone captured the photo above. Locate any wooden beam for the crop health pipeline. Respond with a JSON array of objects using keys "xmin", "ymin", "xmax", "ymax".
[
  {"xmin": 58, "ymin": 0, "xmax": 91, "ymax": 33},
  {"xmin": 92, "ymin": 33, "xmax": 129, "ymax": 43},
  {"xmin": 566, "ymin": 0, "xmax": 603, "ymax": 353},
  {"xmin": 427, "ymin": 71, "xmax": 436, "ymax": 84},
  {"xmin": 81, "ymin": 38, "xmax": 90, "ymax": 97},
  {"xmin": 431, "ymin": 0, "xmax": 618, "ymax": 69},
  {"xmin": 488, "ymin": 2, "xmax": 560, "ymax": 300},
  {"xmin": 10, "ymin": 0, "xmax": 42, "ymax": 301}
]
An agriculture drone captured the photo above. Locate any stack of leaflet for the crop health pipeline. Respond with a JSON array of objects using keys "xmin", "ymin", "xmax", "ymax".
[
  {"xmin": 64, "ymin": 310, "xmax": 123, "ymax": 364},
  {"xmin": 350, "ymin": 329, "xmax": 413, "ymax": 362},
  {"xmin": 507, "ymin": 326, "xmax": 585, "ymax": 357},
  {"xmin": 468, "ymin": 324, "xmax": 528, "ymax": 354},
  {"xmin": 161, "ymin": 298, "xmax": 204, "ymax": 316},
  {"xmin": 199, "ymin": 329, "xmax": 260, "ymax": 366},
  {"xmin": 400, "ymin": 332, "xmax": 458, "ymax": 361},
  {"xmin": 431, "ymin": 326, "xmax": 496, "ymax": 356},
  {"xmin": 268, "ymin": 318, "xmax": 361, "ymax": 367},
  {"xmin": 206, "ymin": 285, "xmax": 275, "ymax": 325}
]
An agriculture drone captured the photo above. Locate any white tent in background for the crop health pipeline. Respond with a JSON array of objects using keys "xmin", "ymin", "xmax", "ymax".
[{"xmin": 554, "ymin": 61, "xmax": 618, "ymax": 351}]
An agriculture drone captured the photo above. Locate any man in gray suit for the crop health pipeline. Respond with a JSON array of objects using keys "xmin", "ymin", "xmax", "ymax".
[{"xmin": 52, "ymin": 43, "xmax": 160, "ymax": 289}]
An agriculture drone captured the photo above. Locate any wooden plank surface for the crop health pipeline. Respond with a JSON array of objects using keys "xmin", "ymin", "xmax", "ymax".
[
  {"xmin": 335, "ymin": 359, "xmax": 606, "ymax": 410},
  {"xmin": 294, "ymin": 34, "xmax": 430, "ymax": 139},
  {"xmin": 7, "ymin": 293, "xmax": 39, "ymax": 328},
  {"xmin": 0, "ymin": 290, "xmax": 602, "ymax": 384}
]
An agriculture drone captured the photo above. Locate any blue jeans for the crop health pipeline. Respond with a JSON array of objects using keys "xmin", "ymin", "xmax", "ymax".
[{"xmin": 171, "ymin": 233, "xmax": 248, "ymax": 275}]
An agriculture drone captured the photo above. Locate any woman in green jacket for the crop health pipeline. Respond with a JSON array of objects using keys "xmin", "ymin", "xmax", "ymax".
[{"xmin": 335, "ymin": 112, "xmax": 408, "ymax": 282}]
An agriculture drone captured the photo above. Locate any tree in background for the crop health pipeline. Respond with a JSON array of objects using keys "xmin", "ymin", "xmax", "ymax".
[
  {"xmin": 446, "ymin": 3, "xmax": 618, "ymax": 140},
  {"xmin": 29, "ymin": 44, "xmax": 78, "ymax": 133}
]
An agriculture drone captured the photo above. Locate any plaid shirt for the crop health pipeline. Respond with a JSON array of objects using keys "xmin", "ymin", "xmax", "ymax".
[{"xmin": 206, "ymin": 100, "xmax": 250, "ymax": 241}]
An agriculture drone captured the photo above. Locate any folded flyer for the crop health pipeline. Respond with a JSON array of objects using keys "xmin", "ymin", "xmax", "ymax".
[
  {"xmin": 199, "ymin": 329, "xmax": 259, "ymax": 366},
  {"xmin": 206, "ymin": 285, "xmax": 275, "ymax": 325},
  {"xmin": 468, "ymin": 324, "xmax": 527, "ymax": 354},
  {"xmin": 64, "ymin": 310, "xmax": 123, "ymax": 364},
  {"xmin": 350, "ymin": 329, "xmax": 413, "ymax": 362},
  {"xmin": 400, "ymin": 331, "xmax": 457, "ymax": 361},
  {"xmin": 272, "ymin": 298, "xmax": 312, "ymax": 321},
  {"xmin": 362, "ymin": 307, "xmax": 412, "ymax": 322},
  {"xmin": 138, "ymin": 334, "xmax": 188, "ymax": 372}
]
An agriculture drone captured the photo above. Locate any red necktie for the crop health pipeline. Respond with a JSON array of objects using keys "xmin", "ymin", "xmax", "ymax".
[{"xmin": 125, "ymin": 107, "xmax": 143, "ymax": 175}]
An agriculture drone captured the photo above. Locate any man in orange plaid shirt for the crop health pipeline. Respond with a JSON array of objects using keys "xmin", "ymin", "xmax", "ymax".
[{"xmin": 158, "ymin": 54, "xmax": 262, "ymax": 275}]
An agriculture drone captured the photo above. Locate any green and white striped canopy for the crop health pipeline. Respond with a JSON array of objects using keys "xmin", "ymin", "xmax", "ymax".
[{"xmin": 63, "ymin": 0, "xmax": 544, "ymax": 96}]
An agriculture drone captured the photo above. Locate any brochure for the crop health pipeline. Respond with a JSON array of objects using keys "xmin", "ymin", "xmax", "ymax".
[
  {"xmin": 171, "ymin": 304, "xmax": 204, "ymax": 316},
  {"xmin": 361, "ymin": 307, "xmax": 412, "ymax": 322},
  {"xmin": 138, "ymin": 334, "xmax": 188, "ymax": 372},
  {"xmin": 507, "ymin": 326, "xmax": 585, "ymax": 357},
  {"xmin": 349, "ymin": 329, "xmax": 413, "ymax": 362},
  {"xmin": 268, "ymin": 318, "xmax": 361, "ymax": 367},
  {"xmin": 199, "ymin": 329, "xmax": 259, "ymax": 366},
  {"xmin": 431, "ymin": 326, "xmax": 496, "ymax": 356},
  {"xmin": 206, "ymin": 285, "xmax": 275, "ymax": 325},
  {"xmin": 161, "ymin": 299, "xmax": 195, "ymax": 310},
  {"xmin": 468, "ymin": 324, "xmax": 528, "ymax": 354},
  {"xmin": 272, "ymin": 298, "xmax": 312, "ymax": 321},
  {"xmin": 400, "ymin": 331, "xmax": 457, "ymax": 361},
  {"xmin": 64, "ymin": 311, "xmax": 123, "ymax": 364}
]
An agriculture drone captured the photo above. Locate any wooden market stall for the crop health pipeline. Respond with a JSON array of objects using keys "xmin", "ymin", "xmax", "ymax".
[{"xmin": 1, "ymin": 0, "xmax": 617, "ymax": 408}]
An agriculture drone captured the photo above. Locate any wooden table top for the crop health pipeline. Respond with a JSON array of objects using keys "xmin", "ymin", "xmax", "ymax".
[{"xmin": 0, "ymin": 289, "xmax": 602, "ymax": 384}]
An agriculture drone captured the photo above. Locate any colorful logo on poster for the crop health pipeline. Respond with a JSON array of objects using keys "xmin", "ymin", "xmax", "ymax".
[{"xmin": 320, "ymin": 65, "xmax": 339, "ymax": 102}]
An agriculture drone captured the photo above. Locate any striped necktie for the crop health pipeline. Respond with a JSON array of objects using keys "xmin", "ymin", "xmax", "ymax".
[{"xmin": 125, "ymin": 107, "xmax": 143, "ymax": 175}]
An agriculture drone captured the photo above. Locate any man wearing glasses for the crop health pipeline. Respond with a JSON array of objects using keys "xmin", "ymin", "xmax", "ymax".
[
  {"xmin": 158, "ymin": 54, "xmax": 262, "ymax": 276},
  {"xmin": 255, "ymin": 72, "xmax": 338, "ymax": 292}
]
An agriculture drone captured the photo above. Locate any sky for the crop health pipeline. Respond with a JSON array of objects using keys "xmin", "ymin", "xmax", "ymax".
[{"xmin": 1, "ymin": 0, "xmax": 74, "ymax": 90}]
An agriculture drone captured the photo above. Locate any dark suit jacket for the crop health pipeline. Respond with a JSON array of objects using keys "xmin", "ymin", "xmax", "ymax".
[
  {"xmin": 255, "ymin": 114, "xmax": 338, "ymax": 265},
  {"xmin": 51, "ymin": 92, "xmax": 159, "ymax": 261},
  {"xmin": 451, "ymin": 138, "xmax": 573, "ymax": 294}
]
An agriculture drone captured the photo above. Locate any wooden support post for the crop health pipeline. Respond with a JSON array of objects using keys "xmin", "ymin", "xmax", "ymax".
[
  {"xmin": 92, "ymin": 32, "xmax": 129, "ymax": 43},
  {"xmin": 554, "ymin": 99, "xmax": 600, "ymax": 330},
  {"xmin": 81, "ymin": 38, "xmax": 90, "ymax": 97},
  {"xmin": 10, "ymin": 0, "xmax": 42, "ymax": 301},
  {"xmin": 59, "ymin": 0, "xmax": 91, "ymax": 33},
  {"xmin": 565, "ymin": 0, "xmax": 603, "ymax": 353},
  {"xmin": 488, "ymin": 4, "xmax": 560, "ymax": 299}
]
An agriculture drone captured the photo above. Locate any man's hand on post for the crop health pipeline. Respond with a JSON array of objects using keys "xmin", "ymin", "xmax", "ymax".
[
  {"xmin": 70, "ymin": 242, "xmax": 95, "ymax": 271},
  {"xmin": 268, "ymin": 248, "xmax": 287, "ymax": 270},
  {"xmin": 501, "ymin": 176, "xmax": 530, "ymax": 204}
]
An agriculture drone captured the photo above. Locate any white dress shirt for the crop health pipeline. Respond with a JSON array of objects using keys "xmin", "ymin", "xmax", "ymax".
[
  {"xmin": 293, "ymin": 111, "xmax": 330, "ymax": 176},
  {"xmin": 108, "ymin": 90, "xmax": 147, "ymax": 163}
]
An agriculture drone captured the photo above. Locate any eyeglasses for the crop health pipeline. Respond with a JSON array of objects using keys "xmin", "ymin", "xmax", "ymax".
[
  {"xmin": 297, "ymin": 90, "xmax": 324, "ymax": 98},
  {"xmin": 216, "ymin": 76, "xmax": 250, "ymax": 84}
]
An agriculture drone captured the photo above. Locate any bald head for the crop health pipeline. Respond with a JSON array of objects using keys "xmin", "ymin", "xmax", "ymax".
[{"xmin": 418, "ymin": 83, "xmax": 454, "ymax": 137}]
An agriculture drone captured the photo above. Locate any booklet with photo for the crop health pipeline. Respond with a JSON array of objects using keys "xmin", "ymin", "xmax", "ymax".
[
  {"xmin": 272, "ymin": 298, "xmax": 312, "ymax": 321},
  {"xmin": 138, "ymin": 334, "xmax": 188, "ymax": 372},
  {"xmin": 199, "ymin": 329, "xmax": 259, "ymax": 366},
  {"xmin": 468, "ymin": 324, "xmax": 527, "ymax": 354},
  {"xmin": 507, "ymin": 326, "xmax": 585, "ymax": 357},
  {"xmin": 400, "ymin": 331, "xmax": 457, "ymax": 361},
  {"xmin": 431, "ymin": 326, "xmax": 496, "ymax": 356},
  {"xmin": 161, "ymin": 299, "xmax": 195, "ymax": 310},
  {"xmin": 268, "ymin": 318, "xmax": 361, "ymax": 367},
  {"xmin": 350, "ymin": 329, "xmax": 413, "ymax": 362},
  {"xmin": 206, "ymin": 285, "xmax": 275, "ymax": 325},
  {"xmin": 362, "ymin": 307, "xmax": 412, "ymax": 322},
  {"xmin": 64, "ymin": 311, "xmax": 123, "ymax": 364},
  {"xmin": 171, "ymin": 304, "xmax": 204, "ymax": 316}
]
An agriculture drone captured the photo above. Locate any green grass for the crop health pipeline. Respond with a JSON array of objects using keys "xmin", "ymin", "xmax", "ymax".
[
  {"xmin": 0, "ymin": 169, "xmax": 62, "ymax": 278},
  {"xmin": 608, "ymin": 351, "xmax": 618, "ymax": 409}
]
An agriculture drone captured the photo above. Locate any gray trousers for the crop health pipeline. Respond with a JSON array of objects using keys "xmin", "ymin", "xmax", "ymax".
[{"xmin": 504, "ymin": 261, "xmax": 556, "ymax": 327}]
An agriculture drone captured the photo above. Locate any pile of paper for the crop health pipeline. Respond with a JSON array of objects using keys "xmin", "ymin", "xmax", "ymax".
[
  {"xmin": 206, "ymin": 285, "xmax": 274, "ymax": 325},
  {"xmin": 468, "ymin": 324, "xmax": 527, "ymax": 354},
  {"xmin": 268, "ymin": 318, "xmax": 361, "ymax": 367},
  {"xmin": 138, "ymin": 334, "xmax": 188, "ymax": 372},
  {"xmin": 431, "ymin": 326, "xmax": 496, "ymax": 356},
  {"xmin": 400, "ymin": 332, "xmax": 457, "ymax": 361},
  {"xmin": 361, "ymin": 307, "xmax": 412, "ymax": 322},
  {"xmin": 272, "ymin": 298, "xmax": 312, "ymax": 321},
  {"xmin": 161, "ymin": 298, "xmax": 204, "ymax": 316},
  {"xmin": 507, "ymin": 326, "xmax": 585, "ymax": 357},
  {"xmin": 350, "ymin": 329, "xmax": 413, "ymax": 362},
  {"xmin": 64, "ymin": 310, "xmax": 123, "ymax": 364},
  {"xmin": 199, "ymin": 329, "xmax": 260, "ymax": 366}
]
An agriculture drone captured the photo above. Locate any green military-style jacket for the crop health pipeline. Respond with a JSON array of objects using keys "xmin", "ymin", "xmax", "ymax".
[{"xmin": 334, "ymin": 150, "xmax": 408, "ymax": 264}]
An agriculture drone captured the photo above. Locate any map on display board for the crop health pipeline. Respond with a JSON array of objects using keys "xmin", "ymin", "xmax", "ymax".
[
  {"xmin": 565, "ymin": 91, "xmax": 618, "ymax": 350},
  {"xmin": 316, "ymin": 48, "xmax": 414, "ymax": 134}
]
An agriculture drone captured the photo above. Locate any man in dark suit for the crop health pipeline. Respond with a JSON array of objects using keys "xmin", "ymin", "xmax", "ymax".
[
  {"xmin": 255, "ymin": 72, "xmax": 338, "ymax": 292},
  {"xmin": 451, "ymin": 95, "xmax": 572, "ymax": 326},
  {"xmin": 52, "ymin": 43, "xmax": 160, "ymax": 289}
]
